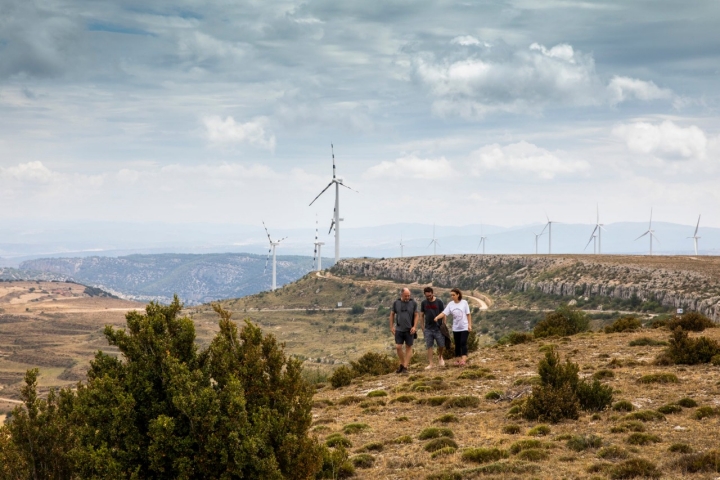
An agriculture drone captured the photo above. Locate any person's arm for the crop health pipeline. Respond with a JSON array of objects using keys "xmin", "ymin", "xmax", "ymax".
[
  {"xmin": 465, "ymin": 301, "xmax": 472, "ymax": 331},
  {"xmin": 435, "ymin": 303, "xmax": 450, "ymax": 323},
  {"xmin": 411, "ymin": 305, "xmax": 419, "ymax": 334},
  {"xmin": 389, "ymin": 308, "xmax": 396, "ymax": 334}
]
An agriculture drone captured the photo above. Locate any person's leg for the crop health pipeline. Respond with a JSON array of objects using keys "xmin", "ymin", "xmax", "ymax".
[
  {"xmin": 437, "ymin": 332, "xmax": 445, "ymax": 366},
  {"xmin": 460, "ymin": 331, "xmax": 469, "ymax": 363},
  {"xmin": 453, "ymin": 331, "xmax": 462, "ymax": 360},
  {"xmin": 405, "ymin": 345, "xmax": 413, "ymax": 368},
  {"xmin": 425, "ymin": 332, "xmax": 435, "ymax": 368},
  {"xmin": 394, "ymin": 331, "xmax": 405, "ymax": 373}
]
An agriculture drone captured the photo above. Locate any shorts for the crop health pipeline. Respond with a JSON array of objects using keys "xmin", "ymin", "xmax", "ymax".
[
  {"xmin": 395, "ymin": 330, "xmax": 415, "ymax": 346},
  {"xmin": 424, "ymin": 329, "xmax": 445, "ymax": 349}
]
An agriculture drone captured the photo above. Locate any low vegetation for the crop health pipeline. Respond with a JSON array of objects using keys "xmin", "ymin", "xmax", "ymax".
[
  {"xmin": 533, "ymin": 305, "xmax": 590, "ymax": 338},
  {"xmin": 604, "ymin": 316, "xmax": 642, "ymax": 333},
  {"xmin": 656, "ymin": 329, "xmax": 720, "ymax": 365}
]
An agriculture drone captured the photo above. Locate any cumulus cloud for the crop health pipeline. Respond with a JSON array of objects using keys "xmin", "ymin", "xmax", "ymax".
[
  {"xmin": 364, "ymin": 155, "xmax": 454, "ymax": 179},
  {"xmin": 1, "ymin": 161, "xmax": 55, "ymax": 183},
  {"xmin": 468, "ymin": 141, "xmax": 589, "ymax": 179},
  {"xmin": 203, "ymin": 116, "xmax": 276, "ymax": 151},
  {"xmin": 607, "ymin": 76, "xmax": 673, "ymax": 105},
  {"xmin": 612, "ymin": 121, "xmax": 708, "ymax": 159},
  {"xmin": 451, "ymin": 35, "xmax": 484, "ymax": 46},
  {"xmin": 415, "ymin": 42, "xmax": 602, "ymax": 118}
]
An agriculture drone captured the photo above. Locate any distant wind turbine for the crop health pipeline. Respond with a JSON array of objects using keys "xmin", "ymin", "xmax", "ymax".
[
  {"xmin": 428, "ymin": 224, "xmax": 440, "ymax": 255},
  {"xmin": 585, "ymin": 205, "xmax": 605, "ymax": 254},
  {"xmin": 541, "ymin": 214, "xmax": 558, "ymax": 254},
  {"xmin": 309, "ymin": 144, "xmax": 358, "ymax": 263},
  {"xmin": 313, "ymin": 218, "xmax": 325, "ymax": 271},
  {"xmin": 688, "ymin": 215, "xmax": 701, "ymax": 256},
  {"xmin": 263, "ymin": 221, "xmax": 287, "ymax": 290},
  {"xmin": 400, "ymin": 234, "xmax": 405, "ymax": 258},
  {"xmin": 634, "ymin": 208, "xmax": 658, "ymax": 255},
  {"xmin": 477, "ymin": 224, "xmax": 487, "ymax": 255},
  {"xmin": 533, "ymin": 231, "xmax": 545, "ymax": 255}
]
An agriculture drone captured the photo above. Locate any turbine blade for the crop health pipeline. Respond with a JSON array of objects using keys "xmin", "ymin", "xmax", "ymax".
[
  {"xmin": 427, "ymin": 239, "xmax": 434, "ymax": 248},
  {"xmin": 338, "ymin": 182, "xmax": 359, "ymax": 193},
  {"xmin": 331, "ymin": 143, "xmax": 335, "ymax": 179},
  {"xmin": 649, "ymin": 207, "xmax": 653, "ymax": 228},
  {"xmin": 634, "ymin": 231, "xmax": 649, "ymax": 241},
  {"xmin": 651, "ymin": 232, "xmax": 660, "ymax": 243},
  {"xmin": 263, "ymin": 248, "xmax": 271, "ymax": 275},
  {"xmin": 584, "ymin": 235, "xmax": 594, "ymax": 251},
  {"xmin": 694, "ymin": 215, "xmax": 701, "ymax": 236},
  {"xmin": 309, "ymin": 181, "xmax": 334, "ymax": 206},
  {"xmin": 262, "ymin": 221, "xmax": 272, "ymax": 243},
  {"xmin": 328, "ymin": 219, "xmax": 335, "ymax": 235},
  {"xmin": 277, "ymin": 236, "xmax": 288, "ymax": 243}
]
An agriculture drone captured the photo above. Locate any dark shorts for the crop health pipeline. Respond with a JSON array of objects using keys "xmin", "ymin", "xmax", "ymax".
[
  {"xmin": 425, "ymin": 328, "xmax": 445, "ymax": 349},
  {"xmin": 395, "ymin": 330, "xmax": 415, "ymax": 346}
]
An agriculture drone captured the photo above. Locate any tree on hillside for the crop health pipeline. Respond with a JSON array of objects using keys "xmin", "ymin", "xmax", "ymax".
[{"xmin": 0, "ymin": 297, "xmax": 323, "ymax": 479}]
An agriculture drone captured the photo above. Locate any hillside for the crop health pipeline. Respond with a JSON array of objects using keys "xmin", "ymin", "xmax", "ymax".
[{"xmin": 20, "ymin": 253, "xmax": 333, "ymax": 305}]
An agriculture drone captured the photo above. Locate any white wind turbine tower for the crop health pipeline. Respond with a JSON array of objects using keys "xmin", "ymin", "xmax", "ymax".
[
  {"xmin": 427, "ymin": 224, "xmax": 440, "ymax": 255},
  {"xmin": 585, "ymin": 205, "xmax": 605, "ymax": 254},
  {"xmin": 541, "ymin": 214, "xmax": 558, "ymax": 254},
  {"xmin": 399, "ymin": 234, "xmax": 405, "ymax": 258},
  {"xmin": 634, "ymin": 208, "xmax": 658, "ymax": 256},
  {"xmin": 313, "ymin": 218, "xmax": 325, "ymax": 271},
  {"xmin": 688, "ymin": 215, "xmax": 701, "ymax": 256},
  {"xmin": 263, "ymin": 221, "xmax": 287, "ymax": 291},
  {"xmin": 533, "ymin": 231, "xmax": 545, "ymax": 255},
  {"xmin": 476, "ymin": 223, "xmax": 487, "ymax": 255},
  {"xmin": 309, "ymin": 144, "xmax": 358, "ymax": 263}
]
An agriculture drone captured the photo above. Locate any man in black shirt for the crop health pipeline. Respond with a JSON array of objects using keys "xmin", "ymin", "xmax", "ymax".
[
  {"xmin": 390, "ymin": 287, "xmax": 419, "ymax": 374},
  {"xmin": 420, "ymin": 286, "xmax": 446, "ymax": 369}
]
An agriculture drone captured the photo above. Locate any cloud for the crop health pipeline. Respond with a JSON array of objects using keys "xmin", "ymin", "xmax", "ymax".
[
  {"xmin": 203, "ymin": 116, "xmax": 276, "ymax": 151},
  {"xmin": 612, "ymin": 121, "xmax": 708, "ymax": 160},
  {"xmin": 607, "ymin": 76, "xmax": 673, "ymax": 105},
  {"xmin": 415, "ymin": 42, "xmax": 602, "ymax": 118},
  {"xmin": 1, "ymin": 161, "xmax": 55, "ymax": 183},
  {"xmin": 468, "ymin": 141, "xmax": 589, "ymax": 179},
  {"xmin": 364, "ymin": 155, "xmax": 454, "ymax": 179},
  {"xmin": 451, "ymin": 36, "xmax": 484, "ymax": 46}
]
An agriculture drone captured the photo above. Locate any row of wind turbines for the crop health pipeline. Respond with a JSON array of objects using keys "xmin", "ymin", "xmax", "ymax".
[{"xmin": 262, "ymin": 145, "xmax": 357, "ymax": 290}]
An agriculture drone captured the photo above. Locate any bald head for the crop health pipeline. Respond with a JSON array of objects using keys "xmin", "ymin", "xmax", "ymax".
[{"xmin": 401, "ymin": 288, "xmax": 411, "ymax": 301}]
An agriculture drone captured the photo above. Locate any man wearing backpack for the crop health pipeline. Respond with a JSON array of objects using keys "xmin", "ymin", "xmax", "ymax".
[
  {"xmin": 390, "ymin": 287, "xmax": 419, "ymax": 374},
  {"xmin": 421, "ymin": 286, "xmax": 446, "ymax": 369}
]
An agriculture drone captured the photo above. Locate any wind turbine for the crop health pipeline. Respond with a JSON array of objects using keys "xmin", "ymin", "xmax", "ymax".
[
  {"xmin": 477, "ymin": 224, "xmax": 487, "ymax": 255},
  {"xmin": 263, "ymin": 221, "xmax": 287, "ymax": 290},
  {"xmin": 428, "ymin": 224, "xmax": 440, "ymax": 255},
  {"xmin": 533, "ymin": 231, "xmax": 544, "ymax": 255},
  {"xmin": 541, "ymin": 214, "xmax": 558, "ymax": 254},
  {"xmin": 688, "ymin": 215, "xmax": 701, "ymax": 256},
  {"xmin": 585, "ymin": 205, "xmax": 605, "ymax": 254},
  {"xmin": 634, "ymin": 208, "xmax": 658, "ymax": 255},
  {"xmin": 399, "ymin": 234, "xmax": 405, "ymax": 258},
  {"xmin": 313, "ymin": 218, "xmax": 325, "ymax": 271},
  {"xmin": 309, "ymin": 144, "xmax": 358, "ymax": 263}
]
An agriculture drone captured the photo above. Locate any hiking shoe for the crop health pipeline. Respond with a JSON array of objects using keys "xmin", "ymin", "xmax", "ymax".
[
  {"xmin": 424, "ymin": 364, "xmax": 434, "ymax": 370},
  {"xmin": 438, "ymin": 358, "xmax": 445, "ymax": 367},
  {"xmin": 401, "ymin": 365, "xmax": 409, "ymax": 374},
  {"xmin": 395, "ymin": 365, "xmax": 404, "ymax": 374}
]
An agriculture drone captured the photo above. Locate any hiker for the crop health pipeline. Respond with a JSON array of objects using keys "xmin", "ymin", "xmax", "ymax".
[
  {"xmin": 434, "ymin": 288, "xmax": 472, "ymax": 366},
  {"xmin": 390, "ymin": 287, "xmax": 419, "ymax": 374},
  {"xmin": 421, "ymin": 286, "xmax": 446, "ymax": 369}
]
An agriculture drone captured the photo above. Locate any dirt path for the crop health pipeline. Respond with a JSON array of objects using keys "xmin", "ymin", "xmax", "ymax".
[{"xmin": 0, "ymin": 397, "xmax": 22, "ymax": 404}]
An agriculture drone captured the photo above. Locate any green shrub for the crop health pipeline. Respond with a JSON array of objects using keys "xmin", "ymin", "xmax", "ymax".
[
  {"xmin": 337, "ymin": 396, "xmax": 363, "ymax": 405},
  {"xmin": 350, "ymin": 351, "xmax": 397, "ymax": 376},
  {"xmin": 637, "ymin": 373, "xmax": 678, "ymax": 384},
  {"xmin": 677, "ymin": 397, "xmax": 698, "ymax": 408},
  {"xmin": 367, "ymin": 390, "xmax": 387, "ymax": 397},
  {"xmin": 458, "ymin": 370, "xmax": 490, "ymax": 380},
  {"xmin": 593, "ymin": 369, "xmax": 615, "ymax": 380},
  {"xmin": 598, "ymin": 445, "xmax": 629, "ymax": 459},
  {"xmin": 667, "ymin": 312, "xmax": 715, "ymax": 332},
  {"xmin": 395, "ymin": 416, "xmax": 409, "ymax": 422},
  {"xmin": 567, "ymin": 434, "xmax": 603, "ymax": 452},
  {"xmin": 485, "ymin": 390, "xmax": 502, "ymax": 400},
  {"xmin": 693, "ymin": 406, "xmax": 718, "ymax": 420},
  {"xmin": 509, "ymin": 439, "xmax": 544, "ymax": 454},
  {"xmin": 673, "ymin": 450, "xmax": 720, "ymax": 473},
  {"xmin": 342, "ymin": 423, "xmax": 369, "ymax": 434},
  {"xmin": 330, "ymin": 366, "xmax": 354, "ymax": 388},
  {"xmin": 649, "ymin": 317, "xmax": 669, "ymax": 329},
  {"xmin": 629, "ymin": 337, "xmax": 667, "ymax": 347},
  {"xmin": 502, "ymin": 424, "xmax": 521, "ymax": 434},
  {"xmin": 444, "ymin": 396, "xmax": 480, "ymax": 408},
  {"xmin": 390, "ymin": 435, "xmax": 412, "ymax": 444},
  {"xmin": 605, "ymin": 316, "xmax": 642, "ymax": 333},
  {"xmin": 624, "ymin": 410, "xmax": 665, "ymax": 422},
  {"xmin": 391, "ymin": 395, "xmax": 416, "ymax": 403},
  {"xmin": 434, "ymin": 414, "xmax": 458, "ymax": 423},
  {"xmin": 350, "ymin": 304, "xmax": 365, "ymax": 315},
  {"xmin": 350, "ymin": 453, "xmax": 374, "ymax": 468},
  {"xmin": 576, "ymin": 379, "xmax": 614, "ymax": 412},
  {"xmin": 426, "ymin": 471, "xmax": 462, "ymax": 480},
  {"xmin": 527, "ymin": 425, "xmax": 551, "ymax": 436},
  {"xmin": 656, "ymin": 404, "xmax": 682, "ymax": 415},
  {"xmin": 612, "ymin": 401, "xmax": 635, "ymax": 412},
  {"xmin": 712, "ymin": 354, "xmax": 720, "ymax": 366},
  {"xmin": 609, "ymin": 458, "xmax": 661, "ymax": 479},
  {"xmin": 430, "ymin": 447, "xmax": 457, "ymax": 459},
  {"xmin": 668, "ymin": 443, "xmax": 693, "ymax": 454},
  {"xmin": 499, "ymin": 331, "xmax": 534, "ymax": 345},
  {"xmin": 610, "ymin": 421, "xmax": 645, "ymax": 433},
  {"xmin": 626, "ymin": 433, "xmax": 661, "ymax": 445},
  {"xmin": 516, "ymin": 448, "xmax": 549, "ymax": 461},
  {"xmin": 357, "ymin": 441, "xmax": 383, "ymax": 452},
  {"xmin": 461, "ymin": 447, "xmax": 508, "ymax": 463},
  {"xmin": 534, "ymin": 305, "xmax": 589, "ymax": 338},
  {"xmin": 325, "ymin": 435, "xmax": 352, "ymax": 448},
  {"xmin": 657, "ymin": 328, "xmax": 720, "ymax": 365},
  {"xmin": 317, "ymin": 445, "xmax": 354, "ymax": 479},
  {"xmin": 424, "ymin": 438, "xmax": 458, "ymax": 452},
  {"xmin": 418, "ymin": 396, "xmax": 448, "ymax": 406},
  {"xmin": 418, "ymin": 427, "xmax": 454, "ymax": 440}
]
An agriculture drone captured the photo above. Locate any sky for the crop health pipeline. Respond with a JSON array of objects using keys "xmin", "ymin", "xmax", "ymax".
[{"xmin": 1, "ymin": 0, "xmax": 720, "ymax": 232}]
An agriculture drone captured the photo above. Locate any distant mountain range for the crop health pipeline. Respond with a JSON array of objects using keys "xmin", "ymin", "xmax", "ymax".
[
  {"xmin": 20, "ymin": 254, "xmax": 334, "ymax": 306},
  {"xmin": 0, "ymin": 220, "xmax": 718, "ymax": 265}
]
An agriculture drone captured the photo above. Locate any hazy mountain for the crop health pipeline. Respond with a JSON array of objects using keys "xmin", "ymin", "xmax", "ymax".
[{"xmin": 20, "ymin": 253, "xmax": 334, "ymax": 306}]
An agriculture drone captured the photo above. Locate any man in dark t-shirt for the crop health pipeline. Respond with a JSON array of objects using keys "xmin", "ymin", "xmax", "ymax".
[
  {"xmin": 390, "ymin": 287, "xmax": 419, "ymax": 374},
  {"xmin": 420, "ymin": 286, "xmax": 446, "ymax": 369}
]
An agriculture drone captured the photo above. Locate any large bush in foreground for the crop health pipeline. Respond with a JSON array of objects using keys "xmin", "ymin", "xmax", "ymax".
[
  {"xmin": 534, "ymin": 306, "xmax": 590, "ymax": 338},
  {"xmin": 656, "ymin": 328, "xmax": 720, "ymax": 365},
  {"xmin": 0, "ymin": 299, "xmax": 323, "ymax": 479}
]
